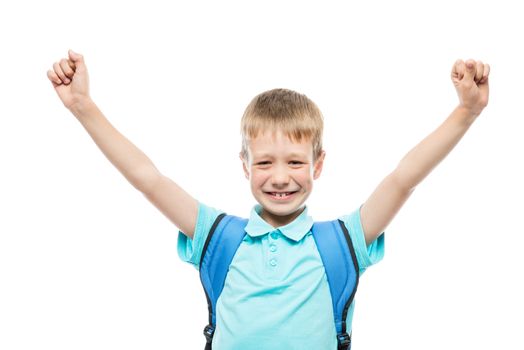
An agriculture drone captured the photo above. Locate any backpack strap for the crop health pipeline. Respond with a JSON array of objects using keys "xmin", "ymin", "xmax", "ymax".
[
  {"xmin": 199, "ymin": 214, "xmax": 248, "ymax": 350},
  {"xmin": 312, "ymin": 219, "xmax": 359, "ymax": 350}
]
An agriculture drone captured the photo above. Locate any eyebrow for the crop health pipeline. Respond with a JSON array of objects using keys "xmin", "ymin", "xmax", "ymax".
[{"xmin": 252, "ymin": 152, "xmax": 308, "ymax": 159}]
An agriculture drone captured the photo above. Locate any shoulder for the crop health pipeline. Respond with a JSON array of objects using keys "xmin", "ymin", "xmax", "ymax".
[
  {"xmin": 337, "ymin": 206, "xmax": 385, "ymax": 275},
  {"xmin": 177, "ymin": 202, "xmax": 227, "ymax": 269}
]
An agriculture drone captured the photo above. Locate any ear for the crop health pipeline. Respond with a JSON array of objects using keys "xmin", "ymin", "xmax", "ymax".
[
  {"xmin": 313, "ymin": 150, "xmax": 326, "ymax": 180},
  {"xmin": 239, "ymin": 152, "xmax": 250, "ymax": 180}
]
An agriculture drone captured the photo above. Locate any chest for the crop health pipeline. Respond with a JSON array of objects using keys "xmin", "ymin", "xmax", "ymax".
[
  {"xmin": 215, "ymin": 232, "xmax": 336, "ymax": 346},
  {"xmin": 224, "ymin": 231, "xmax": 326, "ymax": 292}
]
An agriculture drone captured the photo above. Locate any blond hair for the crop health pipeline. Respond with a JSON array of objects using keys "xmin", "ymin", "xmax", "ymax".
[{"xmin": 240, "ymin": 88, "xmax": 324, "ymax": 162}]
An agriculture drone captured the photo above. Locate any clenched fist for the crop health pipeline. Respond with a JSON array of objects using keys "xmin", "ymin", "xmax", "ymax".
[
  {"xmin": 451, "ymin": 59, "xmax": 490, "ymax": 118},
  {"xmin": 47, "ymin": 50, "xmax": 90, "ymax": 111}
]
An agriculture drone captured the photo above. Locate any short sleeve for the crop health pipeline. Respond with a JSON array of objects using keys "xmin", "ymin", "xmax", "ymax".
[
  {"xmin": 338, "ymin": 206, "xmax": 385, "ymax": 275},
  {"xmin": 177, "ymin": 202, "xmax": 225, "ymax": 270}
]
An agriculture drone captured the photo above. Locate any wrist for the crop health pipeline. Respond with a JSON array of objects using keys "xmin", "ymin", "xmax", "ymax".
[
  {"xmin": 455, "ymin": 105, "xmax": 482, "ymax": 124},
  {"xmin": 68, "ymin": 97, "xmax": 96, "ymax": 117}
]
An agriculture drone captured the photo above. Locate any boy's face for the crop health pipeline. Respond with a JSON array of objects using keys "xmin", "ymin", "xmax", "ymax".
[{"xmin": 240, "ymin": 130, "xmax": 325, "ymax": 228}]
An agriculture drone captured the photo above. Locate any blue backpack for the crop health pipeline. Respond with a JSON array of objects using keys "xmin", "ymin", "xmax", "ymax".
[{"xmin": 199, "ymin": 213, "xmax": 359, "ymax": 350}]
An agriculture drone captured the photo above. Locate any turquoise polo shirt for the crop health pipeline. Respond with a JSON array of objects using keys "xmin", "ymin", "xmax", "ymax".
[{"xmin": 178, "ymin": 202, "xmax": 385, "ymax": 350}]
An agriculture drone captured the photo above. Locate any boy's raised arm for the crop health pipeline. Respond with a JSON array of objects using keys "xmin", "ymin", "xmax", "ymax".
[
  {"xmin": 47, "ymin": 50, "xmax": 198, "ymax": 238},
  {"xmin": 359, "ymin": 59, "xmax": 490, "ymax": 245}
]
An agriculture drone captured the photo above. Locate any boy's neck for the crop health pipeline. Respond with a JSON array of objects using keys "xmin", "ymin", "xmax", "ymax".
[{"xmin": 260, "ymin": 206, "xmax": 305, "ymax": 228}]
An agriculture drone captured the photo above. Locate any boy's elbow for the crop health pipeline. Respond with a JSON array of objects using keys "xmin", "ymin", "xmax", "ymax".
[
  {"xmin": 390, "ymin": 169, "xmax": 417, "ymax": 193},
  {"xmin": 132, "ymin": 166, "xmax": 163, "ymax": 193}
]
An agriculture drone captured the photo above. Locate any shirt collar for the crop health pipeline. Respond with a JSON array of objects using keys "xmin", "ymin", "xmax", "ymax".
[{"xmin": 244, "ymin": 204, "xmax": 314, "ymax": 242}]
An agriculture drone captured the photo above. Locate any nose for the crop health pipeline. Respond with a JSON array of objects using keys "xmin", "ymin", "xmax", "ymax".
[{"xmin": 271, "ymin": 164, "xmax": 290, "ymax": 187}]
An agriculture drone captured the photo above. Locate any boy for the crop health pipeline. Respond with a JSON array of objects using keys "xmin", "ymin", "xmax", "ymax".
[{"xmin": 47, "ymin": 50, "xmax": 490, "ymax": 349}]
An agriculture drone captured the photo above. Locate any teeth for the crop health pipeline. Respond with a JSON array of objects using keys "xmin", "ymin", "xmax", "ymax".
[{"xmin": 272, "ymin": 192, "xmax": 291, "ymax": 198}]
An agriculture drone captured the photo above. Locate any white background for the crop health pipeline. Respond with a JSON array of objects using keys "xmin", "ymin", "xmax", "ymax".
[{"xmin": 1, "ymin": 0, "xmax": 523, "ymax": 349}]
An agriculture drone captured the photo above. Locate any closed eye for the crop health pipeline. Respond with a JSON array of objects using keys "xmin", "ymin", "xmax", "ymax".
[{"xmin": 256, "ymin": 161, "xmax": 304, "ymax": 165}]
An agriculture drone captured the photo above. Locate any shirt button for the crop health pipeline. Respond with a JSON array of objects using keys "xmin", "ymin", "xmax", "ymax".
[
  {"xmin": 269, "ymin": 258, "xmax": 277, "ymax": 266},
  {"xmin": 270, "ymin": 231, "xmax": 279, "ymax": 240},
  {"xmin": 269, "ymin": 244, "xmax": 277, "ymax": 252}
]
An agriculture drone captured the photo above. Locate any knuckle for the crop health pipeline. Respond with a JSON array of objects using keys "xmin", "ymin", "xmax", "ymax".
[
  {"xmin": 53, "ymin": 62, "xmax": 62, "ymax": 72},
  {"xmin": 47, "ymin": 70, "xmax": 60, "ymax": 84},
  {"xmin": 60, "ymin": 59, "xmax": 73, "ymax": 72},
  {"xmin": 462, "ymin": 80, "xmax": 473, "ymax": 89}
]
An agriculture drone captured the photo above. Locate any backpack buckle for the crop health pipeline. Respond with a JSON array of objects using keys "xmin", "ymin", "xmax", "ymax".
[
  {"xmin": 337, "ymin": 332, "xmax": 351, "ymax": 349},
  {"xmin": 203, "ymin": 325, "xmax": 215, "ymax": 343}
]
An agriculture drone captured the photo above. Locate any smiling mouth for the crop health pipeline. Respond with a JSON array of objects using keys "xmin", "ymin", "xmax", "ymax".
[{"xmin": 265, "ymin": 191, "xmax": 298, "ymax": 200}]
